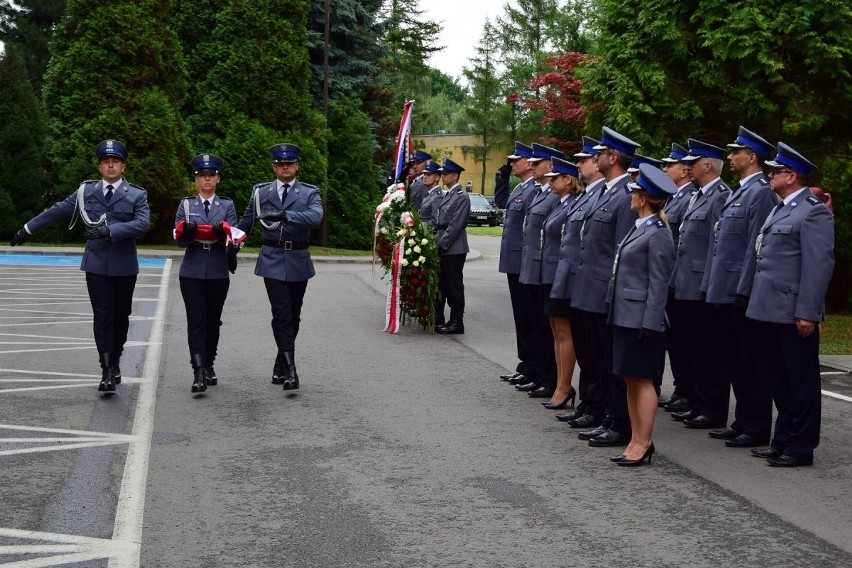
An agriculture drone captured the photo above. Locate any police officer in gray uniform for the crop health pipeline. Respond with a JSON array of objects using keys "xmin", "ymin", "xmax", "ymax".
[
  {"xmin": 10, "ymin": 139, "xmax": 150, "ymax": 393},
  {"xmin": 747, "ymin": 143, "xmax": 834, "ymax": 467},
  {"xmin": 498, "ymin": 142, "xmax": 540, "ymax": 383},
  {"xmin": 703, "ymin": 127, "xmax": 776, "ymax": 446},
  {"xmin": 658, "ymin": 142, "xmax": 696, "ymax": 411},
  {"xmin": 434, "ymin": 158, "xmax": 471, "ymax": 334},
  {"xmin": 409, "ymin": 150, "xmax": 432, "ymax": 210},
  {"xmin": 516, "ymin": 143, "xmax": 564, "ymax": 398},
  {"xmin": 417, "ymin": 160, "xmax": 443, "ymax": 228},
  {"xmin": 570, "ymin": 127, "xmax": 640, "ymax": 448},
  {"xmin": 552, "ymin": 137, "xmax": 605, "ymax": 425},
  {"xmin": 669, "ymin": 139, "xmax": 731, "ymax": 428},
  {"xmin": 175, "ymin": 153, "xmax": 239, "ymax": 394},
  {"xmin": 237, "ymin": 144, "xmax": 324, "ymax": 390}
]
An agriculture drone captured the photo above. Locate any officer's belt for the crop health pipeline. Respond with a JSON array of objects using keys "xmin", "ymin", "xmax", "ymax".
[
  {"xmin": 263, "ymin": 240, "xmax": 309, "ymax": 250},
  {"xmin": 189, "ymin": 242, "xmax": 225, "ymax": 251}
]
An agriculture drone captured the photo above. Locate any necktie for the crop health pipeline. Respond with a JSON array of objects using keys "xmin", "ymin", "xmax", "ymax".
[
  {"xmin": 281, "ymin": 183, "xmax": 290, "ymax": 201},
  {"xmin": 105, "ymin": 184, "xmax": 114, "ymax": 202},
  {"xmin": 203, "ymin": 199, "xmax": 210, "ymax": 216}
]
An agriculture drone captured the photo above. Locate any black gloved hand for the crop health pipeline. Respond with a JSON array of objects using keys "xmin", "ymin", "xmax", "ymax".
[
  {"xmin": 212, "ymin": 221, "xmax": 227, "ymax": 243},
  {"xmin": 227, "ymin": 247, "xmax": 238, "ymax": 274},
  {"xmin": 10, "ymin": 228, "xmax": 29, "ymax": 246},
  {"xmin": 733, "ymin": 294, "xmax": 749, "ymax": 314},
  {"xmin": 84, "ymin": 223, "xmax": 110, "ymax": 240},
  {"xmin": 260, "ymin": 210, "xmax": 286, "ymax": 222},
  {"xmin": 498, "ymin": 163, "xmax": 512, "ymax": 179},
  {"xmin": 638, "ymin": 328, "xmax": 664, "ymax": 350},
  {"xmin": 183, "ymin": 220, "xmax": 197, "ymax": 241}
]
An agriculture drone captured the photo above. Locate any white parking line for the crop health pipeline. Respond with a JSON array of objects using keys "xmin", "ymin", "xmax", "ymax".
[{"xmin": 823, "ymin": 390, "xmax": 852, "ymax": 403}]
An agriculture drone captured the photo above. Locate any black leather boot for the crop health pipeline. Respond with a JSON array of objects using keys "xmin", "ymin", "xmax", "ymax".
[
  {"xmin": 271, "ymin": 352, "xmax": 287, "ymax": 384},
  {"xmin": 191, "ymin": 353, "xmax": 207, "ymax": 393},
  {"xmin": 436, "ymin": 312, "xmax": 464, "ymax": 335},
  {"xmin": 98, "ymin": 353, "xmax": 116, "ymax": 393},
  {"xmin": 111, "ymin": 355, "xmax": 122, "ymax": 385},
  {"xmin": 282, "ymin": 351, "xmax": 299, "ymax": 390},
  {"xmin": 204, "ymin": 355, "xmax": 218, "ymax": 386}
]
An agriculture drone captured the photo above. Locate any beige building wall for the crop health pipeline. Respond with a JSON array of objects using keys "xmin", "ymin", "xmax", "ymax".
[{"xmin": 413, "ymin": 133, "xmax": 508, "ymax": 196}]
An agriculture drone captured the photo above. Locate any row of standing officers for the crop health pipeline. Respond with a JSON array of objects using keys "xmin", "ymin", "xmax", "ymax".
[{"xmin": 493, "ymin": 127, "xmax": 834, "ymax": 467}]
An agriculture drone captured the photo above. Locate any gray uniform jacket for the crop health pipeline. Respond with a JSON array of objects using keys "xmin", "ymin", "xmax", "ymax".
[
  {"xmin": 570, "ymin": 175, "xmax": 637, "ymax": 314},
  {"xmin": 540, "ymin": 195, "xmax": 578, "ymax": 285},
  {"xmin": 669, "ymin": 178, "xmax": 730, "ymax": 300},
  {"xmin": 498, "ymin": 178, "xmax": 539, "ymax": 274},
  {"xmin": 435, "ymin": 185, "xmax": 470, "ymax": 255},
  {"xmin": 411, "ymin": 175, "xmax": 427, "ymax": 210},
  {"xmin": 606, "ymin": 215, "xmax": 675, "ymax": 331},
  {"xmin": 519, "ymin": 190, "xmax": 560, "ymax": 285},
  {"xmin": 663, "ymin": 182, "xmax": 696, "ymax": 244},
  {"xmin": 702, "ymin": 175, "xmax": 774, "ymax": 303},
  {"xmin": 745, "ymin": 189, "xmax": 835, "ymax": 324},
  {"xmin": 419, "ymin": 187, "xmax": 441, "ymax": 227},
  {"xmin": 238, "ymin": 179, "xmax": 324, "ymax": 282},
  {"xmin": 25, "ymin": 179, "xmax": 149, "ymax": 276},
  {"xmin": 550, "ymin": 185, "xmax": 599, "ymax": 301},
  {"xmin": 175, "ymin": 195, "xmax": 238, "ymax": 280}
]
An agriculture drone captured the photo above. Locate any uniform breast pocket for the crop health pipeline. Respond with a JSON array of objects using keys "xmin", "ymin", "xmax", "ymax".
[
  {"xmin": 688, "ymin": 211, "xmax": 708, "ymax": 235},
  {"xmin": 84, "ymin": 199, "xmax": 105, "ymax": 219},
  {"xmin": 529, "ymin": 211, "xmax": 546, "ymax": 228},
  {"xmin": 589, "ymin": 210, "xmax": 613, "ymax": 237},
  {"xmin": 110, "ymin": 203, "xmax": 134, "ymax": 222},
  {"xmin": 769, "ymin": 224, "xmax": 795, "ymax": 250},
  {"xmin": 722, "ymin": 208, "xmax": 746, "ymax": 234},
  {"xmin": 508, "ymin": 201, "xmax": 524, "ymax": 213}
]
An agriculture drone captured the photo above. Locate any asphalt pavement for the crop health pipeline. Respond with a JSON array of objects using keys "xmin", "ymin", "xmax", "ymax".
[{"xmin": 1, "ymin": 238, "xmax": 851, "ymax": 567}]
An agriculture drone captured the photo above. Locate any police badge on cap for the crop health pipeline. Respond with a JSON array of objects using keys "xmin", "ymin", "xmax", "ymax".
[
  {"xmin": 96, "ymin": 139, "xmax": 128, "ymax": 162},
  {"xmin": 270, "ymin": 143, "xmax": 301, "ymax": 163},
  {"xmin": 190, "ymin": 153, "xmax": 223, "ymax": 174}
]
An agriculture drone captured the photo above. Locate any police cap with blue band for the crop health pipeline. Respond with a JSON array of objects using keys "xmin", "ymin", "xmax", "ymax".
[
  {"xmin": 765, "ymin": 142, "xmax": 817, "ymax": 176},
  {"xmin": 627, "ymin": 163, "xmax": 679, "ymax": 198},
  {"xmin": 593, "ymin": 127, "xmax": 641, "ymax": 156},
  {"xmin": 661, "ymin": 142, "xmax": 689, "ymax": 164},
  {"xmin": 440, "ymin": 158, "xmax": 465, "ymax": 174},
  {"xmin": 528, "ymin": 143, "xmax": 566, "ymax": 163},
  {"xmin": 191, "ymin": 153, "xmax": 223, "ymax": 174},
  {"xmin": 544, "ymin": 158, "xmax": 580, "ymax": 178},
  {"xmin": 410, "ymin": 149, "xmax": 432, "ymax": 163},
  {"xmin": 508, "ymin": 141, "xmax": 534, "ymax": 161},
  {"xmin": 682, "ymin": 138, "xmax": 726, "ymax": 163},
  {"xmin": 574, "ymin": 136, "xmax": 600, "ymax": 158},
  {"xmin": 422, "ymin": 160, "xmax": 442, "ymax": 174},
  {"xmin": 726, "ymin": 126, "xmax": 775, "ymax": 160},
  {"xmin": 269, "ymin": 143, "xmax": 300, "ymax": 163},
  {"xmin": 96, "ymin": 139, "xmax": 128, "ymax": 162},
  {"xmin": 628, "ymin": 154, "xmax": 664, "ymax": 173}
]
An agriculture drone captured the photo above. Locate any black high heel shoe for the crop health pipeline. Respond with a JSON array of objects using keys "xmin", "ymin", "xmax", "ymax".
[
  {"xmin": 542, "ymin": 387, "xmax": 577, "ymax": 410},
  {"xmin": 609, "ymin": 453, "xmax": 626, "ymax": 462},
  {"xmin": 616, "ymin": 443, "xmax": 655, "ymax": 467}
]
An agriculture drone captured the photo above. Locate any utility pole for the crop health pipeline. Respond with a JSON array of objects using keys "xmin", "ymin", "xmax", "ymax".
[{"xmin": 318, "ymin": 0, "xmax": 331, "ymax": 245}]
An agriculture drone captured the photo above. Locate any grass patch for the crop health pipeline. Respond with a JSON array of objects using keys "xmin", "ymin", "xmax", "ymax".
[
  {"xmin": 467, "ymin": 225, "xmax": 504, "ymax": 236},
  {"xmin": 821, "ymin": 313, "xmax": 852, "ymax": 355}
]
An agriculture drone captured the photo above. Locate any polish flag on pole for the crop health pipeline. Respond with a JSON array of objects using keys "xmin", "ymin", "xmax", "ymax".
[{"xmin": 393, "ymin": 100, "xmax": 415, "ymax": 183}]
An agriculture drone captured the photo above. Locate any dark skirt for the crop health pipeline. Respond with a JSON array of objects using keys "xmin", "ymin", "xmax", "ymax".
[
  {"xmin": 542, "ymin": 284, "xmax": 571, "ymax": 318},
  {"xmin": 612, "ymin": 325, "xmax": 664, "ymax": 379}
]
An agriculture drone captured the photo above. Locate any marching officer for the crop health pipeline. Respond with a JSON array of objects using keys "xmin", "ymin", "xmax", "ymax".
[
  {"xmin": 434, "ymin": 158, "xmax": 470, "ymax": 334},
  {"xmin": 669, "ymin": 139, "xmax": 731, "ymax": 428},
  {"xmin": 704, "ymin": 127, "xmax": 776, "ymax": 446},
  {"xmin": 658, "ymin": 143, "xmax": 696, "ymax": 412},
  {"xmin": 237, "ymin": 143, "xmax": 324, "ymax": 390},
  {"xmin": 409, "ymin": 150, "xmax": 432, "ymax": 210},
  {"xmin": 10, "ymin": 139, "xmax": 150, "ymax": 393},
  {"xmin": 417, "ymin": 160, "xmax": 443, "ymax": 228},
  {"xmin": 174, "ymin": 153, "xmax": 240, "ymax": 394},
  {"xmin": 748, "ymin": 143, "xmax": 834, "ymax": 467},
  {"xmin": 498, "ymin": 142, "xmax": 540, "ymax": 381},
  {"xmin": 516, "ymin": 143, "xmax": 564, "ymax": 398},
  {"xmin": 570, "ymin": 127, "xmax": 640, "ymax": 448}
]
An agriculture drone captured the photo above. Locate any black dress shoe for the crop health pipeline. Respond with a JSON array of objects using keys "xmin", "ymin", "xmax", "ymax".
[
  {"xmin": 500, "ymin": 371, "xmax": 522, "ymax": 381},
  {"xmin": 588, "ymin": 429, "xmax": 630, "ymax": 447},
  {"xmin": 98, "ymin": 367, "xmax": 116, "ymax": 393},
  {"xmin": 569, "ymin": 414, "xmax": 604, "ymax": 429},
  {"xmin": 658, "ymin": 392, "xmax": 680, "ymax": 407},
  {"xmin": 683, "ymin": 415, "xmax": 725, "ymax": 429},
  {"xmin": 528, "ymin": 386, "xmax": 554, "ymax": 399},
  {"xmin": 508, "ymin": 375, "xmax": 528, "ymax": 385},
  {"xmin": 751, "ymin": 447, "xmax": 783, "ymax": 459},
  {"xmin": 671, "ymin": 408, "xmax": 699, "ymax": 422},
  {"xmin": 111, "ymin": 365, "xmax": 122, "ymax": 385},
  {"xmin": 708, "ymin": 427, "xmax": 739, "ymax": 440},
  {"xmin": 767, "ymin": 454, "xmax": 813, "ymax": 467},
  {"xmin": 555, "ymin": 407, "xmax": 584, "ymax": 422},
  {"xmin": 436, "ymin": 320, "xmax": 464, "ymax": 334},
  {"xmin": 725, "ymin": 434, "xmax": 770, "ymax": 448},
  {"xmin": 664, "ymin": 398, "xmax": 691, "ymax": 412},
  {"xmin": 204, "ymin": 366, "xmax": 218, "ymax": 386},
  {"xmin": 578, "ymin": 425, "xmax": 608, "ymax": 441},
  {"xmin": 514, "ymin": 381, "xmax": 538, "ymax": 392}
]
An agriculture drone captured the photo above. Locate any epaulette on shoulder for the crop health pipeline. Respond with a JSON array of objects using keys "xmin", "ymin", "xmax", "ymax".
[
  {"xmin": 82, "ymin": 179, "xmax": 98, "ymax": 185},
  {"xmin": 217, "ymin": 195, "xmax": 232, "ymax": 201},
  {"xmin": 757, "ymin": 177, "xmax": 769, "ymax": 185},
  {"xmin": 127, "ymin": 182, "xmax": 145, "ymax": 191},
  {"xmin": 255, "ymin": 182, "xmax": 271, "ymax": 190},
  {"xmin": 656, "ymin": 219, "xmax": 666, "ymax": 228},
  {"xmin": 719, "ymin": 182, "xmax": 731, "ymax": 191},
  {"xmin": 300, "ymin": 182, "xmax": 319, "ymax": 189},
  {"xmin": 534, "ymin": 181, "xmax": 542, "ymax": 187},
  {"xmin": 806, "ymin": 195, "xmax": 820, "ymax": 205}
]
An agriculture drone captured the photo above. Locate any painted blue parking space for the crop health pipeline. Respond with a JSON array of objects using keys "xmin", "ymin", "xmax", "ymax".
[{"xmin": 0, "ymin": 253, "xmax": 166, "ymax": 268}]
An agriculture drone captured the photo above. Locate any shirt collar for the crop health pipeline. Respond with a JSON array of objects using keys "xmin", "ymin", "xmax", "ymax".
[
  {"xmin": 699, "ymin": 176, "xmax": 721, "ymax": 193},
  {"xmin": 635, "ymin": 213, "xmax": 654, "ymax": 228},
  {"xmin": 782, "ymin": 187, "xmax": 808, "ymax": 206},
  {"xmin": 606, "ymin": 173, "xmax": 630, "ymax": 191}
]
